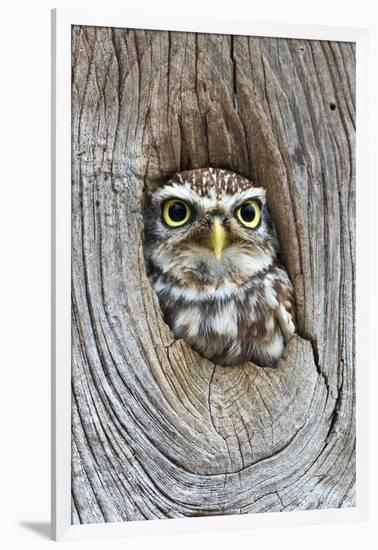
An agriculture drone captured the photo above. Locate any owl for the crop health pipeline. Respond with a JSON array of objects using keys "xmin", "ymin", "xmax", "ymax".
[{"xmin": 143, "ymin": 168, "xmax": 296, "ymax": 368}]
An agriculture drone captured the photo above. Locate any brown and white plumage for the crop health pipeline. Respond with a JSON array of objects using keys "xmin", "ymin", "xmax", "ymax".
[{"xmin": 144, "ymin": 168, "xmax": 295, "ymax": 367}]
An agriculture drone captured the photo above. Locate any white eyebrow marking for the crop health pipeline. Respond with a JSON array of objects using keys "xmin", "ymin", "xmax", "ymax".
[
  {"xmin": 154, "ymin": 181, "xmax": 266, "ymax": 216},
  {"xmin": 154, "ymin": 184, "xmax": 204, "ymax": 209},
  {"xmin": 221, "ymin": 188, "xmax": 266, "ymax": 211}
]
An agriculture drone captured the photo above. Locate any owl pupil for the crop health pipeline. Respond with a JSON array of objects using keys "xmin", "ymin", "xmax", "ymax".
[
  {"xmin": 169, "ymin": 202, "xmax": 187, "ymax": 222},
  {"xmin": 240, "ymin": 203, "xmax": 256, "ymax": 222}
]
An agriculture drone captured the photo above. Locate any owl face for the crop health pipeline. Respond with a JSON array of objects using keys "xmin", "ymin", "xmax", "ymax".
[{"xmin": 144, "ymin": 168, "xmax": 279, "ymax": 286}]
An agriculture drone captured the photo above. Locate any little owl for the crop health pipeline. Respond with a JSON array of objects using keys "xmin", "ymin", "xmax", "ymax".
[{"xmin": 144, "ymin": 168, "xmax": 295, "ymax": 368}]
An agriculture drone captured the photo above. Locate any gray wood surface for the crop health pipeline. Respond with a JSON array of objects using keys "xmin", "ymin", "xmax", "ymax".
[{"xmin": 71, "ymin": 26, "xmax": 356, "ymax": 523}]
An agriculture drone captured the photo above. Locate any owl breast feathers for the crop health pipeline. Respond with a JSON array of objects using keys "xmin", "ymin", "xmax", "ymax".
[{"xmin": 144, "ymin": 167, "xmax": 296, "ymax": 368}]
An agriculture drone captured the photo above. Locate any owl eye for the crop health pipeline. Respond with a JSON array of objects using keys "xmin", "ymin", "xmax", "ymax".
[
  {"xmin": 236, "ymin": 199, "xmax": 261, "ymax": 228},
  {"xmin": 162, "ymin": 199, "xmax": 191, "ymax": 227}
]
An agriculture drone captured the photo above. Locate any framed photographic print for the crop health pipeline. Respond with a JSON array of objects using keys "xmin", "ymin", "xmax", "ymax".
[{"xmin": 51, "ymin": 8, "xmax": 369, "ymax": 541}]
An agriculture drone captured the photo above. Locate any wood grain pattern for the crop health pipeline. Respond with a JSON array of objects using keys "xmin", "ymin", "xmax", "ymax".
[{"xmin": 71, "ymin": 26, "xmax": 356, "ymax": 523}]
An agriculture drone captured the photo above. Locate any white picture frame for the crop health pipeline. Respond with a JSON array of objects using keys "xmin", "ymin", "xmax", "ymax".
[{"xmin": 51, "ymin": 8, "xmax": 369, "ymax": 541}]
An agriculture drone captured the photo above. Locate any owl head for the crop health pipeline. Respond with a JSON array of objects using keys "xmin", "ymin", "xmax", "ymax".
[{"xmin": 144, "ymin": 168, "xmax": 279, "ymax": 286}]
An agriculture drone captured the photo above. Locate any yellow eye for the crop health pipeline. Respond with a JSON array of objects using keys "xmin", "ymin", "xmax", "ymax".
[
  {"xmin": 163, "ymin": 199, "xmax": 191, "ymax": 227},
  {"xmin": 236, "ymin": 199, "xmax": 261, "ymax": 228}
]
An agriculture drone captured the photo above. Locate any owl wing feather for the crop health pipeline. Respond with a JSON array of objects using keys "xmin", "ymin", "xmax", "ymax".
[
  {"xmin": 276, "ymin": 302, "xmax": 296, "ymax": 343},
  {"xmin": 271, "ymin": 265, "xmax": 296, "ymax": 344}
]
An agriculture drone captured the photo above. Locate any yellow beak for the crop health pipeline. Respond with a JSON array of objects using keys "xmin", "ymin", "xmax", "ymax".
[{"xmin": 209, "ymin": 217, "xmax": 227, "ymax": 260}]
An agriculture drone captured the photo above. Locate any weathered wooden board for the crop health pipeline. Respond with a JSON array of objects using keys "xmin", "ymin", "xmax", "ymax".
[{"xmin": 71, "ymin": 26, "xmax": 355, "ymax": 523}]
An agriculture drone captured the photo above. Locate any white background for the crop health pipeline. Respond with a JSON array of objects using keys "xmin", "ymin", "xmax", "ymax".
[{"xmin": 0, "ymin": 0, "xmax": 376, "ymax": 548}]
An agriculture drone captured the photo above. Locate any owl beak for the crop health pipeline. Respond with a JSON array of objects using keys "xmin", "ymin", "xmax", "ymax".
[{"xmin": 210, "ymin": 217, "xmax": 227, "ymax": 260}]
